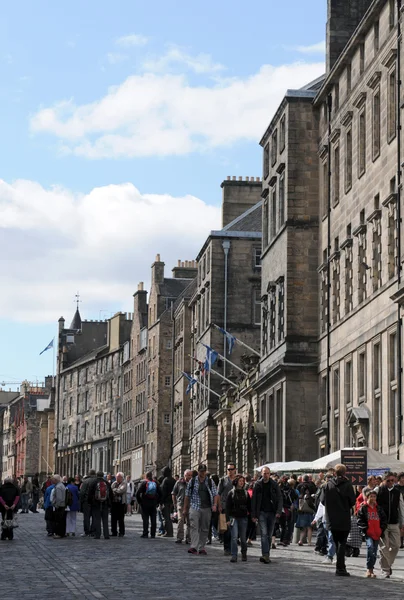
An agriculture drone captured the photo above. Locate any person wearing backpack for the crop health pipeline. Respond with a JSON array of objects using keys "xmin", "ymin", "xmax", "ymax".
[
  {"xmin": 136, "ymin": 471, "xmax": 162, "ymax": 538},
  {"xmin": 65, "ymin": 478, "xmax": 80, "ymax": 536},
  {"xmin": 88, "ymin": 471, "xmax": 112, "ymax": 540},
  {"xmin": 183, "ymin": 463, "xmax": 219, "ymax": 555}
]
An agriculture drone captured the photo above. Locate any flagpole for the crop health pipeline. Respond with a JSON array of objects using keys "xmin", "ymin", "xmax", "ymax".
[
  {"xmin": 179, "ymin": 370, "xmax": 221, "ymax": 398},
  {"xmin": 210, "ymin": 368, "xmax": 238, "ymax": 389},
  {"xmin": 212, "ymin": 323, "xmax": 260, "ymax": 357},
  {"xmin": 198, "ymin": 342, "xmax": 248, "ymax": 376}
]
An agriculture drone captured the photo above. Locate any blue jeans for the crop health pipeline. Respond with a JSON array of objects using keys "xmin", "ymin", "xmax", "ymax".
[
  {"xmin": 326, "ymin": 527, "xmax": 336, "ymax": 558},
  {"xmin": 258, "ymin": 511, "xmax": 276, "ymax": 556},
  {"xmin": 230, "ymin": 517, "xmax": 247, "ymax": 557},
  {"xmin": 366, "ymin": 537, "xmax": 379, "ymax": 570},
  {"xmin": 21, "ymin": 493, "xmax": 30, "ymax": 512}
]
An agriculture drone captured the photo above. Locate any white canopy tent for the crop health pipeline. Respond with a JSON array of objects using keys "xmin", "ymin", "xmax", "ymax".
[
  {"xmin": 255, "ymin": 448, "xmax": 404, "ymax": 474},
  {"xmin": 255, "ymin": 460, "xmax": 313, "ymax": 473},
  {"xmin": 310, "ymin": 448, "xmax": 404, "ymax": 472}
]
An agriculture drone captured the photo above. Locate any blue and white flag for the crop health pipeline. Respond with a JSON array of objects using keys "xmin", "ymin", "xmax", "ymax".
[
  {"xmin": 39, "ymin": 338, "xmax": 54, "ymax": 356},
  {"xmin": 182, "ymin": 372, "xmax": 197, "ymax": 395},
  {"xmin": 217, "ymin": 326, "xmax": 236, "ymax": 355},
  {"xmin": 201, "ymin": 343, "xmax": 218, "ymax": 373}
]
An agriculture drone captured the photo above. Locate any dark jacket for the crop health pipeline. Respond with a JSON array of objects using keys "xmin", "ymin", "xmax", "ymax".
[
  {"xmin": 161, "ymin": 467, "xmax": 176, "ymax": 505},
  {"xmin": 136, "ymin": 478, "xmax": 162, "ymax": 506},
  {"xmin": 377, "ymin": 485, "xmax": 403, "ymax": 525},
  {"xmin": 280, "ymin": 483, "xmax": 298, "ymax": 509},
  {"xmin": 226, "ymin": 487, "xmax": 251, "ymax": 520},
  {"xmin": 87, "ymin": 477, "xmax": 113, "ymax": 506},
  {"xmin": 0, "ymin": 481, "xmax": 20, "ymax": 508},
  {"xmin": 251, "ymin": 477, "xmax": 283, "ymax": 519},
  {"xmin": 79, "ymin": 476, "xmax": 97, "ymax": 504},
  {"xmin": 357, "ymin": 502, "xmax": 387, "ymax": 536},
  {"xmin": 297, "ymin": 480, "xmax": 317, "ymax": 497},
  {"xmin": 320, "ymin": 476, "xmax": 356, "ymax": 531}
]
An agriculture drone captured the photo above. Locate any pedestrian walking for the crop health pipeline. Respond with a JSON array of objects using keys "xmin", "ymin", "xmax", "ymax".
[
  {"xmin": 377, "ymin": 472, "xmax": 404, "ymax": 578},
  {"xmin": 0, "ymin": 477, "xmax": 20, "ymax": 541},
  {"xmin": 51, "ymin": 475, "xmax": 68, "ymax": 538},
  {"xmin": 20, "ymin": 476, "xmax": 32, "ymax": 514},
  {"xmin": 160, "ymin": 466, "xmax": 176, "ymax": 537},
  {"xmin": 31, "ymin": 473, "xmax": 40, "ymax": 513},
  {"xmin": 320, "ymin": 464, "xmax": 356, "ymax": 576},
  {"xmin": 296, "ymin": 477, "xmax": 316, "ymax": 546},
  {"xmin": 218, "ymin": 462, "xmax": 237, "ymax": 556},
  {"xmin": 172, "ymin": 470, "xmax": 192, "ymax": 544},
  {"xmin": 251, "ymin": 467, "xmax": 282, "ymax": 564},
  {"xmin": 43, "ymin": 478, "xmax": 55, "ymax": 537},
  {"xmin": 65, "ymin": 478, "xmax": 80, "ymax": 536},
  {"xmin": 183, "ymin": 463, "xmax": 219, "ymax": 555},
  {"xmin": 136, "ymin": 471, "xmax": 162, "ymax": 538},
  {"xmin": 357, "ymin": 489, "xmax": 387, "ymax": 578},
  {"xmin": 111, "ymin": 472, "xmax": 127, "ymax": 537},
  {"xmin": 226, "ymin": 474, "xmax": 251, "ymax": 563},
  {"xmin": 88, "ymin": 471, "xmax": 112, "ymax": 540},
  {"xmin": 125, "ymin": 475, "xmax": 134, "ymax": 516},
  {"xmin": 79, "ymin": 469, "xmax": 97, "ymax": 537}
]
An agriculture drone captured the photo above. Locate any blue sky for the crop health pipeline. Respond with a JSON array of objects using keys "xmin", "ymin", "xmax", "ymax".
[{"xmin": 0, "ymin": 0, "xmax": 326, "ymax": 388}]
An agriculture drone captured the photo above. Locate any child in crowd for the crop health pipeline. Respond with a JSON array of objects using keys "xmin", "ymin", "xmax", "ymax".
[{"xmin": 357, "ymin": 489, "xmax": 387, "ymax": 578}]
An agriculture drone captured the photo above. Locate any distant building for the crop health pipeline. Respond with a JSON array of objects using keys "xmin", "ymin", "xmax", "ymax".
[
  {"xmin": 128, "ymin": 257, "xmax": 197, "ymax": 478},
  {"xmin": 0, "ymin": 380, "xmax": 55, "ymax": 480},
  {"xmin": 185, "ymin": 177, "xmax": 262, "ymax": 473},
  {"xmin": 55, "ymin": 310, "xmax": 132, "ymax": 475}
]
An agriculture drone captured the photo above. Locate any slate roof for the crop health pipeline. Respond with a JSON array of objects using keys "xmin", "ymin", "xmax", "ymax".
[
  {"xmin": 62, "ymin": 344, "xmax": 109, "ymax": 371},
  {"xmin": 222, "ymin": 201, "xmax": 262, "ymax": 233},
  {"xmin": 160, "ymin": 278, "xmax": 194, "ymax": 299},
  {"xmin": 70, "ymin": 308, "xmax": 82, "ymax": 331},
  {"xmin": 172, "ymin": 277, "xmax": 197, "ymax": 312}
]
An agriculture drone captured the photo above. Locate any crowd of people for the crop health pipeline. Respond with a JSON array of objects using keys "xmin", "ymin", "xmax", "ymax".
[{"xmin": 1, "ymin": 463, "xmax": 404, "ymax": 578}]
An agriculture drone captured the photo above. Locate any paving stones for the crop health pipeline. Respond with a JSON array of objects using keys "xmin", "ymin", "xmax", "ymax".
[{"xmin": 3, "ymin": 512, "xmax": 404, "ymax": 599}]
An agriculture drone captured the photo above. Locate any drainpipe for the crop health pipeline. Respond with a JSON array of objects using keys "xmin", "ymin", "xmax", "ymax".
[
  {"xmin": 397, "ymin": 0, "xmax": 402, "ymax": 459},
  {"xmin": 222, "ymin": 240, "xmax": 231, "ymax": 377},
  {"xmin": 326, "ymin": 93, "xmax": 332, "ymax": 454}
]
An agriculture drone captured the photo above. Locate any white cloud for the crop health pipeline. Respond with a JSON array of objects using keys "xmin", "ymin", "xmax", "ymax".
[
  {"xmin": 116, "ymin": 33, "xmax": 149, "ymax": 47},
  {"xmin": 295, "ymin": 41, "xmax": 325, "ymax": 55},
  {"xmin": 106, "ymin": 52, "xmax": 128, "ymax": 65},
  {"xmin": 0, "ymin": 179, "xmax": 220, "ymax": 323},
  {"xmin": 30, "ymin": 60, "xmax": 324, "ymax": 158},
  {"xmin": 143, "ymin": 46, "xmax": 225, "ymax": 74}
]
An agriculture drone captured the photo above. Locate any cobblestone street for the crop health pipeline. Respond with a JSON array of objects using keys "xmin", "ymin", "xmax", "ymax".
[{"xmin": 2, "ymin": 512, "xmax": 404, "ymax": 599}]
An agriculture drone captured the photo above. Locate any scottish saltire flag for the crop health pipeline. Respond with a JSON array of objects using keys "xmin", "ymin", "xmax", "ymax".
[
  {"xmin": 182, "ymin": 372, "xmax": 197, "ymax": 395},
  {"xmin": 217, "ymin": 326, "xmax": 236, "ymax": 355},
  {"xmin": 201, "ymin": 343, "xmax": 218, "ymax": 373},
  {"xmin": 39, "ymin": 338, "xmax": 54, "ymax": 356}
]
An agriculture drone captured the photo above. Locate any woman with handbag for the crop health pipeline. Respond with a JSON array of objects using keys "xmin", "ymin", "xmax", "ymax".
[
  {"xmin": 0, "ymin": 477, "xmax": 20, "ymax": 540},
  {"xmin": 225, "ymin": 475, "xmax": 251, "ymax": 563},
  {"xmin": 296, "ymin": 483, "xmax": 316, "ymax": 546}
]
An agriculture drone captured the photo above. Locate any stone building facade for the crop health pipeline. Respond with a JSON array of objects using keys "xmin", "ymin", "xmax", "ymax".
[
  {"xmin": 129, "ymin": 258, "xmax": 197, "ymax": 479},
  {"xmin": 171, "ymin": 278, "xmax": 196, "ymax": 476},
  {"xmin": 55, "ymin": 311, "xmax": 131, "ymax": 475},
  {"xmin": 255, "ymin": 77, "xmax": 324, "ymax": 463},
  {"xmin": 186, "ymin": 177, "xmax": 262, "ymax": 474},
  {"xmin": 254, "ymin": 0, "xmax": 404, "ymax": 462},
  {"xmin": 0, "ymin": 382, "xmax": 55, "ymax": 480},
  {"xmin": 315, "ymin": 0, "xmax": 404, "ymax": 457}
]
